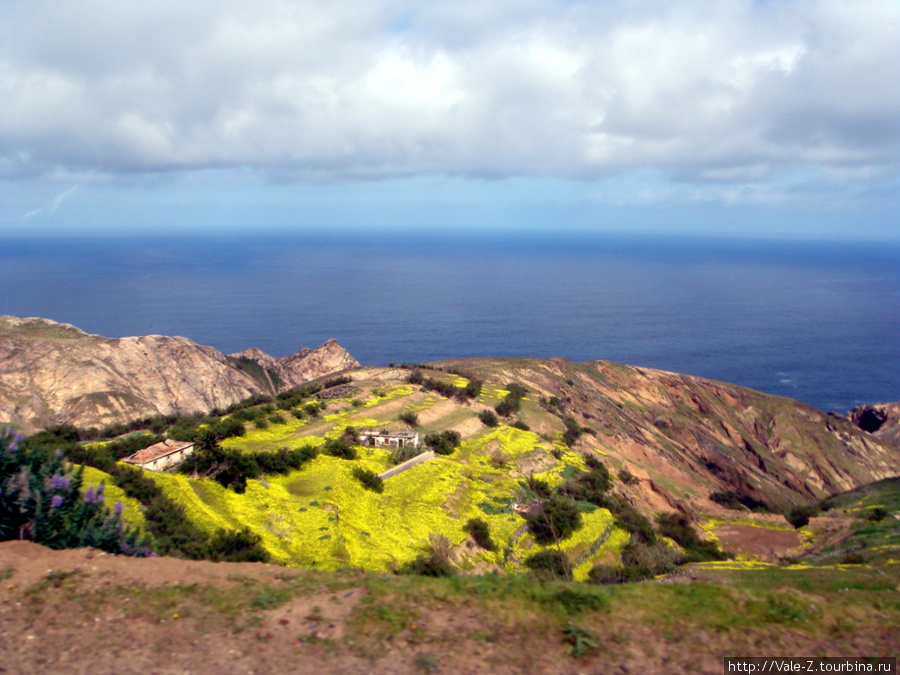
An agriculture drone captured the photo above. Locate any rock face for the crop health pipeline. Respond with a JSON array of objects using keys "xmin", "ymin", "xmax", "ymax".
[
  {"xmin": 849, "ymin": 402, "xmax": 900, "ymax": 448},
  {"xmin": 229, "ymin": 339, "xmax": 359, "ymax": 391},
  {"xmin": 0, "ymin": 316, "xmax": 359, "ymax": 433}
]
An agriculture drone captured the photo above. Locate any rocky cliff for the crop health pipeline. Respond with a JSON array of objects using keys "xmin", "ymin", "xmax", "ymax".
[
  {"xmin": 0, "ymin": 317, "xmax": 358, "ymax": 432},
  {"xmin": 849, "ymin": 402, "xmax": 900, "ymax": 448}
]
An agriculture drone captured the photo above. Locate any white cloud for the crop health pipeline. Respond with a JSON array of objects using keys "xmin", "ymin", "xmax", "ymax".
[{"xmin": 1, "ymin": 0, "xmax": 898, "ymax": 183}]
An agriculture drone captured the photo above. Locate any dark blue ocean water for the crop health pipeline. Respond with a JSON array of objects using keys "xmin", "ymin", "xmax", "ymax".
[{"xmin": 1, "ymin": 232, "xmax": 898, "ymax": 414}]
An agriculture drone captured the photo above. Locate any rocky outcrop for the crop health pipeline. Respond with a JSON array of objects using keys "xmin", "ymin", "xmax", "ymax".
[
  {"xmin": 0, "ymin": 316, "xmax": 358, "ymax": 433},
  {"xmin": 229, "ymin": 339, "xmax": 359, "ymax": 391},
  {"xmin": 849, "ymin": 402, "xmax": 900, "ymax": 448}
]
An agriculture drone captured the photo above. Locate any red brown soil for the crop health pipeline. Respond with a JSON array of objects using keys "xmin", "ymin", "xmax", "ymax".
[{"xmin": 713, "ymin": 524, "xmax": 804, "ymax": 562}]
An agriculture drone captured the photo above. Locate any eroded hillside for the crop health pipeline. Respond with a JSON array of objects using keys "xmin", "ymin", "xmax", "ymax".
[{"xmin": 0, "ymin": 316, "xmax": 358, "ymax": 432}]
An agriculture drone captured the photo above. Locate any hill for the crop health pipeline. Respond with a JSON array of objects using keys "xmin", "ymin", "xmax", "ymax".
[
  {"xmin": 0, "ymin": 316, "xmax": 358, "ymax": 433},
  {"xmin": 47, "ymin": 359, "xmax": 899, "ymax": 578}
]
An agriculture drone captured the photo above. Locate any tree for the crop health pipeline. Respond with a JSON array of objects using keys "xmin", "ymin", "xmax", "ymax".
[{"xmin": 526, "ymin": 495, "xmax": 582, "ymax": 545}]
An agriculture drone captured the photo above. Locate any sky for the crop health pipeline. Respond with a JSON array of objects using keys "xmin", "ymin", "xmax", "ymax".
[{"xmin": 1, "ymin": 0, "xmax": 898, "ymax": 240}]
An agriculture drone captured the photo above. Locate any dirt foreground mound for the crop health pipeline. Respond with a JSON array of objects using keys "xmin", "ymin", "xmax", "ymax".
[{"xmin": 3, "ymin": 541, "xmax": 899, "ymax": 675}]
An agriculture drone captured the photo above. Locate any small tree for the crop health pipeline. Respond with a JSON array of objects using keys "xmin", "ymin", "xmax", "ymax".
[
  {"xmin": 463, "ymin": 517, "xmax": 496, "ymax": 551},
  {"xmin": 478, "ymin": 410, "xmax": 499, "ymax": 427},
  {"xmin": 526, "ymin": 496, "xmax": 582, "ymax": 545}
]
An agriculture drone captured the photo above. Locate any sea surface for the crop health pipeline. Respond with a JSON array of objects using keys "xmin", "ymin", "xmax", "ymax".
[{"xmin": 1, "ymin": 232, "xmax": 898, "ymax": 414}]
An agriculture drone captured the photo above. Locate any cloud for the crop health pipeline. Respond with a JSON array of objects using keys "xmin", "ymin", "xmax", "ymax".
[{"xmin": 1, "ymin": 0, "xmax": 898, "ymax": 184}]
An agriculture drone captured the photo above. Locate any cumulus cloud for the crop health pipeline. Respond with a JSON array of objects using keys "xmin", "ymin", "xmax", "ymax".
[{"xmin": 1, "ymin": 0, "xmax": 898, "ymax": 182}]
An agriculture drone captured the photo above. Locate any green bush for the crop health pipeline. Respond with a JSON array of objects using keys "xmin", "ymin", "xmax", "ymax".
[
  {"xmin": 785, "ymin": 505, "xmax": 818, "ymax": 529},
  {"xmin": 424, "ymin": 430, "xmax": 461, "ymax": 456},
  {"xmin": 322, "ymin": 439, "xmax": 357, "ymax": 460},
  {"xmin": 524, "ymin": 550, "xmax": 571, "ymax": 580},
  {"xmin": 526, "ymin": 496, "xmax": 582, "ymax": 545},
  {"xmin": 463, "ymin": 517, "xmax": 496, "ymax": 551},
  {"xmin": 399, "ymin": 411, "xmax": 419, "ymax": 427},
  {"xmin": 865, "ymin": 507, "xmax": 888, "ymax": 522},
  {"xmin": 352, "ymin": 467, "xmax": 384, "ymax": 493},
  {"xmin": 478, "ymin": 410, "xmax": 499, "ymax": 427},
  {"xmin": 656, "ymin": 513, "xmax": 727, "ymax": 562}
]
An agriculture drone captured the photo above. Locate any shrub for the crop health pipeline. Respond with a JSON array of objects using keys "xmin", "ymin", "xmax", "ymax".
[
  {"xmin": 656, "ymin": 513, "xmax": 727, "ymax": 562},
  {"xmin": 399, "ymin": 411, "xmax": 419, "ymax": 427},
  {"xmin": 524, "ymin": 550, "xmax": 571, "ymax": 580},
  {"xmin": 323, "ymin": 439, "xmax": 357, "ymax": 460},
  {"xmin": 399, "ymin": 533, "xmax": 455, "ymax": 577},
  {"xmin": 387, "ymin": 445, "xmax": 427, "ymax": 466},
  {"xmin": 463, "ymin": 517, "xmax": 496, "ymax": 551},
  {"xmin": 463, "ymin": 379, "xmax": 483, "ymax": 398},
  {"xmin": 352, "ymin": 467, "xmax": 384, "ymax": 493},
  {"xmin": 710, "ymin": 490, "xmax": 771, "ymax": 512},
  {"xmin": 523, "ymin": 476, "xmax": 553, "ymax": 499},
  {"xmin": 618, "ymin": 468, "xmax": 639, "ymax": 486},
  {"xmin": 865, "ymin": 507, "xmax": 888, "ymax": 522},
  {"xmin": 488, "ymin": 449, "xmax": 509, "ymax": 468},
  {"xmin": 268, "ymin": 413, "xmax": 287, "ymax": 425},
  {"xmin": 207, "ymin": 528, "xmax": 269, "ymax": 563},
  {"xmin": 478, "ymin": 410, "xmax": 499, "ymax": 427},
  {"xmin": 424, "ymin": 430, "xmax": 461, "ymax": 456},
  {"xmin": 588, "ymin": 564, "xmax": 625, "ymax": 585},
  {"xmin": 526, "ymin": 496, "xmax": 582, "ymax": 545},
  {"xmin": 785, "ymin": 505, "xmax": 817, "ymax": 529},
  {"xmin": 406, "ymin": 370, "xmax": 424, "ymax": 385}
]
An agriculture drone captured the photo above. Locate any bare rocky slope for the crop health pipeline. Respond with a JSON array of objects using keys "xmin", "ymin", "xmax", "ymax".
[
  {"xmin": 0, "ymin": 316, "xmax": 358, "ymax": 433},
  {"xmin": 429, "ymin": 357, "xmax": 900, "ymax": 510}
]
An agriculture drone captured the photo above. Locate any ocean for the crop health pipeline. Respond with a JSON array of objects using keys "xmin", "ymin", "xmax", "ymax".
[{"xmin": 1, "ymin": 232, "xmax": 898, "ymax": 414}]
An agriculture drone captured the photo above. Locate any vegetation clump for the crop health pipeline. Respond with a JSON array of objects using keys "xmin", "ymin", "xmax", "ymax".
[
  {"xmin": 525, "ymin": 550, "xmax": 572, "ymax": 581},
  {"xmin": 494, "ymin": 383, "xmax": 527, "ymax": 418},
  {"xmin": 785, "ymin": 504, "xmax": 819, "ymax": 529},
  {"xmin": 710, "ymin": 490, "xmax": 771, "ymax": 512},
  {"xmin": 478, "ymin": 410, "xmax": 499, "ymax": 427},
  {"xmin": 398, "ymin": 411, "xmax": 418, "ymax": 427},
  {"xmin": 400, "ymin": 533, "xmax": 455, "ymax": 577},
  {"xmin": 463, "ymin": 517, "xmax": 496, "ymax": 551},
  {"xmin": 424, "ymin": 430, "xmax": 461, "ymax": 456},
  {"xmin": 526, "ymin": 495, "xmax": 583, "ymax": 545},
  {"xmin": 352, "ymin": 467, "xmax": 384, "ymax": 493}
]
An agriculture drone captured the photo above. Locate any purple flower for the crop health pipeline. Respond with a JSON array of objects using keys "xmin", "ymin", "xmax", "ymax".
[
  {"xmin": 50, "ymin": 475, "xmax": 71, "ymax": 490},
  {"xmin": 114, "ymin": 501, "xmax": 124, "ymax": 515},
  {"xmin": 84, "ymin": 487, "xmax": 97, "ymax": 504},
  {"xmin": 50, "ymin": 494, "xmax": 63, "ymax": 508},
  {"xmin": 13, "ymin": 433, "xmax": 24, "ymax": 443}
]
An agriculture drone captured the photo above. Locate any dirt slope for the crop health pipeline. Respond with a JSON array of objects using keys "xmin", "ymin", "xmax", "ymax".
[{"xmin": 2, "ymin": 540, "xmax": 897, "ymax": 675}]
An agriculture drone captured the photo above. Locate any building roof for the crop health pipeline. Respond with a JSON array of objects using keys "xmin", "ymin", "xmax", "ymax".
[
  {"xmin": 358, "ymin": 429, "xmax": 418, "ymax": 439},
  {"xmin": 124, "ymin": 439, "xmax": 194, "ymax": 464}
]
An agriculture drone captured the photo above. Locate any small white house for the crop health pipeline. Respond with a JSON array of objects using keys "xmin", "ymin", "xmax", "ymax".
[
  {"xmin": 357, "ymin": 430, "xmax": 419, "ymax": 449},
  {"xmin": 123, "ymin": 439, "xmax": 195, "ymax": 472}
]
